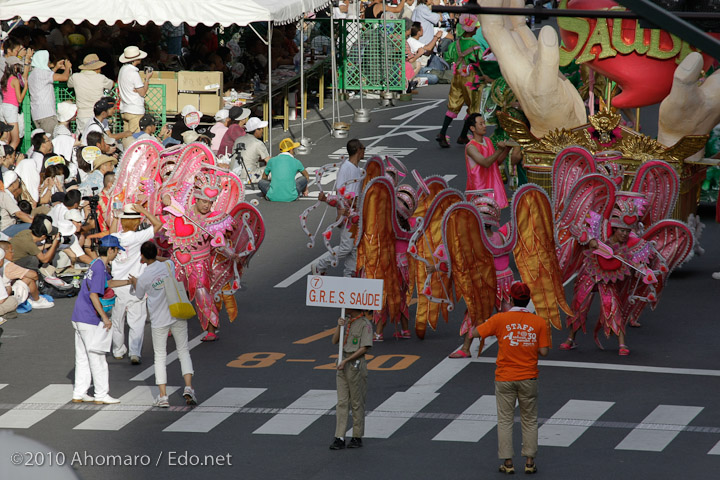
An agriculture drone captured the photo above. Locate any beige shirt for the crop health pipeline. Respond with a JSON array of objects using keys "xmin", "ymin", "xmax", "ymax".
[
  {"xmin": 343, "ymin": 315, "xmax": 373, "ymax": 354},
  {"xmin": 0, "ymin": 190, "xmax": 20, "ymax": 231},
  {"xmin": 67, "ymin": 71, "xmax": 115, "ymax": 120}
]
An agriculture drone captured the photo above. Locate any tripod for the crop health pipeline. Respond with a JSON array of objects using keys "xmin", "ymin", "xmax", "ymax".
[{"xmin": 231, "ymin": 142, "xmax": 257, "ymax": 190}]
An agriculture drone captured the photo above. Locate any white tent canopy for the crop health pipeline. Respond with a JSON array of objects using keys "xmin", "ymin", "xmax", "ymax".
[{"xmin": 0, "ymin": 0, "xmax": 331, "ymax": 26}]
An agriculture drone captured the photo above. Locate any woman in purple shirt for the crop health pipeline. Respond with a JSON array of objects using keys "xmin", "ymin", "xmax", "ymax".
[{"xmin": 70, "ymin": 235, "xmax": 135, "ymax": 405}]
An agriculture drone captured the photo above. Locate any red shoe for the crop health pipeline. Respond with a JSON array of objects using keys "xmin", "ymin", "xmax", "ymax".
[
  {"xmin": 392, "ymin": 330, "xmax": 411, "ymax": 339},
  {"xmin": 559, "ymin": 338, "xmax": 577, "ymax": 350},
  {"xmin": 619, "ymin": 344, "xmax": 630, "ymax": 356}
]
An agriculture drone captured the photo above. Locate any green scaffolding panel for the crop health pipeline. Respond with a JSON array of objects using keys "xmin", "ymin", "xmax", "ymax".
[
  {"xmin": 340, "ymin": 19, "xmax": 406, "ymax": 91},
  {"xmin": 20, "ymin": 83, "xmax": 166, "ymax": 152}
]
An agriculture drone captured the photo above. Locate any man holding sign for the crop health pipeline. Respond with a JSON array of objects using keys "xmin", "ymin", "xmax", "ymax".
[{"xmin": 330, "ymin": 308, "xmax": 373, "ymax": 450}]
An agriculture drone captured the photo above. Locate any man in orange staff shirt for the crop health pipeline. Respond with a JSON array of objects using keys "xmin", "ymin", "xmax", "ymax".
[{"xmin": 470, "ymin": 282, "xmax": 549, "ymax": 475}]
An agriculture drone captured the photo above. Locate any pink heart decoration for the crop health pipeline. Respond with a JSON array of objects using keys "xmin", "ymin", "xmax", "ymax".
[
  {"xmin": 338, "ymin": 186, "xmax": 346, "ymax": 196},
  {"xmin": 643, "ymin": 269, "xmax": 657, "ymax": 285},
  {"xmin": 647, "ymin": 293, "xmax": 657, "ymax": 302},
  {"xmin": 176, "ymin": 252, "xmax": 192, "ymax": 264},
  {"xmin": 247, "ymin": 242, "xmax": 255, "ymax": 251},
  {"xmin": 438, "ymin": 263, "xmax": 448, "ymax": 273},
  {"xmin": 433, "ymin": 245, "xmax": 447, "ymax": 261},
  {"xmin": 623, "ymin": 215, "xmax": 637, "ymax": 226},
  {"xmin": 211, "ymin": 235, "xmax": 225, "ymax": 247},
  {"xmin": 204, "ymin": 187, "xmax": 219, "ymax": 198},
  {"xmin": 323, "ymin": 231, "xmax": 333, "ymax": 240},
  {"xmin": 174, "ymin": 217, "xmax": 195, "ymax": 237},
  {"xmin": 408, "ymin": 245, "xmax": 417, "ymax": 254},
  {"xmin": 328, "ymin": 199, "xmax": 338, "ymax": 207},
  {"xmin": 232, "ymin": 281, "xmax": 239, "ymax": 289},
  {"xmin": 579, "ymin": 231, "xmax": 588, "ymax": 243},
  {"xmin": 423, "ymin": 286, "xmax": 432, "ymax": 296},
  {"xmin": 350, "ymin": 215, "xmax": 360, "ymax": 224},
  {"xmin": 659, "ymin": 264, "xmax": 668, "ymax": 273}
]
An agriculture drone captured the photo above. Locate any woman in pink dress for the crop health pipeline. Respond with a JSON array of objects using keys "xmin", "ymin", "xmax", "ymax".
[{"xmin": 463, "ymin": 113, "xmax": 511, "ymax": 209}]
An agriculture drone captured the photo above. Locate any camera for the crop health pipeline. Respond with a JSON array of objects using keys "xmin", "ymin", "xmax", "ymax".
[{"xmin": 144, "ymin": 66, "xmax": 154, "ymax": 75}]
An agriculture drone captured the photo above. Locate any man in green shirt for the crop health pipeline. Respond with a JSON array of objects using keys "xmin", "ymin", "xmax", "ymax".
[
  {"xmin": 258, "ymin": 138, "xmax": 310, "ymax": 202},
  {"xmin": 436, "ymin": 13, "xmax": 484, "ymax": 148}
]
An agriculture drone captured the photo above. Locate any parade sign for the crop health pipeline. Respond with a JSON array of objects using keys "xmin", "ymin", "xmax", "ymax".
[
  {"xmin": 557, "ymin": 0, "xmax": 718, "ymax": 108},
  {"xmin": 306, "ymin": 275, "xmax": 384, "ymax": 310}
]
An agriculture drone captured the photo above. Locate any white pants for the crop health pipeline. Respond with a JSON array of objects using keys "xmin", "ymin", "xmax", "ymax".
[
  {"xmin": 76, "ymin": 117, "xmax": 91, "ymax": 135},
  {"xmin": 151, "ymin": 319, "xmax": 194, "ymax": 385},
  {"xmin": 73, "ymin": 322, "xmax": 110, "ymax": 399},
  {"xmin": 316, "ymin": 227, "xmax": 357, "ymax": 277},
  {"xmin": 111, "ymin": 285, "xmax": 147, "ymax": 358}
]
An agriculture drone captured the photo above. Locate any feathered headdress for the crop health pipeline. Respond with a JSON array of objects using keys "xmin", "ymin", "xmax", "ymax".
[{"xmin": 609, "ymin": 191, "xmax": 647, "ymax": 230}]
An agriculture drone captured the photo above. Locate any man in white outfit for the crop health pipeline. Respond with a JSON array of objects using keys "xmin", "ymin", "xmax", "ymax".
[
  {"xmin": 312, "ymin": 139, "xmax": 364, "ymax": 277},
  {"xmin": 109, "ymin": 203, "xmax": 162, "ymax": 364}
]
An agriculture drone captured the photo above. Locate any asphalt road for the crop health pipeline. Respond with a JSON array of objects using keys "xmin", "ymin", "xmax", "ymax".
[{"xmin": 0, "ymin": 85, "xmax": 719, "ymax": 480}]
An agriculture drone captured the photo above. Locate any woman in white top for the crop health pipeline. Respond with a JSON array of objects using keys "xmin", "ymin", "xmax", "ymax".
[{"xmin": 28, "ymin": 51, "xmax": 71, "ymax": 135}]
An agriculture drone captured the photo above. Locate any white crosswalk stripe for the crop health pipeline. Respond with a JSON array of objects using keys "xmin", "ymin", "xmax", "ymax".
[
  {"xmin": 254, "ymin": 389, "xmax": 336, "ymax": 435},
  {"xmin": 163, "ymin": 387, "xmax": 266, "ymax": 433},
  {"xmin": 539, "ymin": 400, "xmax": 615, "ymax": 447},
  {"xmin": 433, "ymin": 395, "xmax": 497, "ymax": 443},
  {"xmin": 615, "ymin": 405, "xmax": 704, "ymax": 452},
  {"xmin": 0, "ymin": 384, "xmax": 73, "ymax": 429},
  {"xmin": 74, "ymin": 386, "xmax": 180, "ymax": 431}
]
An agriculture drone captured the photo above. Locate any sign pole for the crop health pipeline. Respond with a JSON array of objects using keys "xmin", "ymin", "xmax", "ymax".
[{"xmin": 337, "ymin": 307, "xmax": 346, "ymax": 365}]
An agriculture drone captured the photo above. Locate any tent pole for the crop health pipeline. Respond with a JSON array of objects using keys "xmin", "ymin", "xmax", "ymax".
[
  {"xmin": 297, "ymin": 16, "xmax": 310, "ymax": 155},
  {"xmin": 354, "ymin": 0, "xmax": 370, "ymax": 123},
  {"xmin": 268, "ymin": 21, "xmax": 273, "ymax": 157}
]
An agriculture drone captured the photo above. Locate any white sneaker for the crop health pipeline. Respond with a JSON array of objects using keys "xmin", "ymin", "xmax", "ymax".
[
  {"xmin": 28, "ymin": 297, "xmax": 54, "ymax": 309},
  {"xmin": 183, "ymin": 387, "xmax": 197, "ymax": 405},
  {"xmin": 94, "ymin": 395, "xmax": 120, "ymax": 405},
  {"xmin": 43, "ymin": 276, "xmax": 71, "ymax": 289},
  {"xmin": 71, "ymin": 393, "xmax": 95, "ymax": 403},
  {"xmin": 0, "ymin": 317, "xmax": 5, "ymax": 326},
  {"xmin": 712, "ymin": 271, "xmax": 720, "ymax": 280},
  {"xmin": 153, "ymin": 395, "xmax": 169, "ymax": 408}
]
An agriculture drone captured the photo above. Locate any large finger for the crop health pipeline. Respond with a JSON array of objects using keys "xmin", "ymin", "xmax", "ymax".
[
  {"xmin": 507, "ymin": 0, "xmax": 538, "ymax": 52},
  {"xmin": 664, "ymin": 52, "xmax": 703, "ymax": 109},
  {"xmin": 532, "ymin": 26, "xmax": 562, "ymax": 95},
  {"xmin": 479, "ymin": 0, "xmax": 506, "ymax": 31}
]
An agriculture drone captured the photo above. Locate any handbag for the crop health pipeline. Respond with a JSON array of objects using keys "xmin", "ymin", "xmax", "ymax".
[
  {"xmin": 88, "ymin": 322, "xmax": 112, "ymax": 354},
  {"xmin": 162, "ymin": 262, "xmax": 196, "ymax": 320}
]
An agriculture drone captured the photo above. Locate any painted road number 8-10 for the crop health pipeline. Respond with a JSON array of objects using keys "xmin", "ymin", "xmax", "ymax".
[{"xmin": 227, "ymin": 352, "xmax": 420, "ymax": 371}]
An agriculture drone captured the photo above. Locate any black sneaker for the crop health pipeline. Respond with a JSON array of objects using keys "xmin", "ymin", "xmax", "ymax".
[
  {"xmin": 329, "ymin": 438, "xmax": 345, "ymax": 450},
  {"xmin": 347, "ymin": 437, "xmax": 363, "ymax": 448}
]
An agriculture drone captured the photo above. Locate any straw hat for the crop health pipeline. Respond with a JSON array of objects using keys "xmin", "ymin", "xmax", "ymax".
[
  {"xmin": 119, "ymin": 46, "xmax": 147, "ymax": 63},
  {"xmin": 78, "ymin": 53, "xmax": 107, "ymax": 70}
]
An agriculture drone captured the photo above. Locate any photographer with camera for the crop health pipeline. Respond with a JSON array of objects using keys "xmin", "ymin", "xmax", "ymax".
[
  {"xmin": 118, "ymin": 46, "xmax": 153, "ymax": 142},
  {"xmin": 231, "ymin": 117, "xmax": 269, "ymax": 187},
  {"xmin": 48, "ymin": 190, "xmax": 95, "ymax": 269}
]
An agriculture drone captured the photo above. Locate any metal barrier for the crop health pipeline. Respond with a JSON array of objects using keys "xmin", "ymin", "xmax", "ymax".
[
  {"xmin": 20, "ymin": 83, "xmax": 166, "ymax": 151},
  {"xmin": 339, "ymin": 19, "xmax": 406, "ymax": 92}
]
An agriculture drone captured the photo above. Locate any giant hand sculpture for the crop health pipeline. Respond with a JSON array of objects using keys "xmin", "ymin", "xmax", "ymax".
[
  {"xmin": 480, "ymin": 0, "xmax": 720, "ymax": 154},
  {"xmin": 480, "ymin": 0, "xmax": 586, "ymax": 137}
]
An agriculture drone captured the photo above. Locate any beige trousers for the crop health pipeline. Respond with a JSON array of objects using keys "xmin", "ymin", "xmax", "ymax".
[
  {"xmin": 335, "ymin": 356, "xmax": 368, "ymax": 438},
  {"xmin": 495, "ymin": 378, "xmax": 539, "ymax": 459}
]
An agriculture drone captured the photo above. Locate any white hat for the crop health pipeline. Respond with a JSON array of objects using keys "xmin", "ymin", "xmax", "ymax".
[
  {"xmin": 118, "ymin": 204, "xmax": 142, "ymax": 219},
  {"xmin": 30, "ymin": 128, "xmax": 45, "ymax": 139},
  {"xmin": 181, "ymin": 105, "xmax": 199, "ymax": 117},
  {"xmin": 214, "ymin": 109, "xmax": 229, "ymax": 122},
  {"xmin": 182, "ymin": 130, "xmax": 200, "ymax": 144},
  {"xmin": 245, "ymin": 117, "xmax": 268, "ymax": 132},
  {"xmin": 119, "ymin": 46, "xmax": 147, "ymax": 63},
  {"xmin": 64, "ymin": 209, "xmax": 84, "ymax": 223},
  {"xmin": 3, "ymin": 170, "xmax": 19, "ymax": 187},
  {"xmin": 56, "ymin": 101, "xmax": 78, "ymax": 123}
]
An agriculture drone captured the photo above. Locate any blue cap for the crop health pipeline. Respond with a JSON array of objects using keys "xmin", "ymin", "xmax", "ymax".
[{"xmin": 99, "ymin": 235, "xmax": 125, "ymax": 251}]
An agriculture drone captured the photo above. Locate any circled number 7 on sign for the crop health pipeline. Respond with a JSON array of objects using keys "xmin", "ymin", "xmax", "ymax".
[
  {"xmin": 311, "ymin": 276, "xmax": 323, "ymax": 289},
  {"xmin": 227, "ymin": 352, "xmax": 420, "ymax": 371}
]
